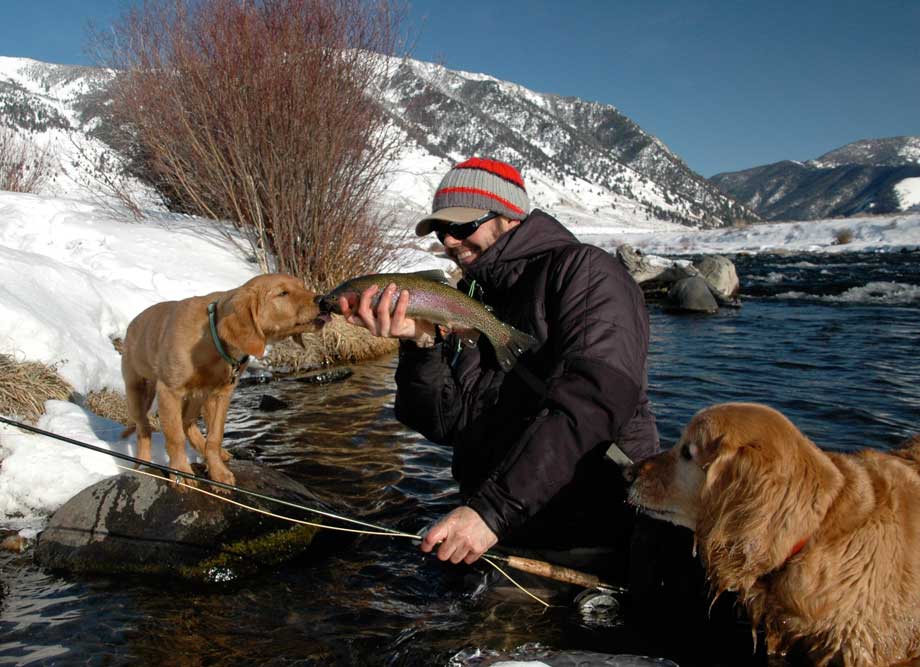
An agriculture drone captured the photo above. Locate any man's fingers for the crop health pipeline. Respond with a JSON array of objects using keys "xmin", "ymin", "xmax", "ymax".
[
  {"xmin": 437, "ymin": 539, "xmax": 459, "ymax": 563},
  {"xmin": 376, "ymin": 284, "xmax": 397, "ymax": 335},
  {"xmin": 449, "ymin": 546, "xmax": 468, "ymax": 564},
  {"xmin": 355, "ymin": 285, "xmax": 380, "ymax": 333},
  {"xmin": 391, "ymin": 289, "xmax": 411, "ymax": 335},
  {"xmin": 338, "ymin": 294, "xmax": 359, "ymax": 322},
  {"xmin": 420, "ymin": 524, "xmax": 446, "ymax": 554}
]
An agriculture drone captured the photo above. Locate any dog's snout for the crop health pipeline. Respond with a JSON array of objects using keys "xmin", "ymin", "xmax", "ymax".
[{"xmin": 621, "ymin": 464, "xmax": 637, "ymax": 484}]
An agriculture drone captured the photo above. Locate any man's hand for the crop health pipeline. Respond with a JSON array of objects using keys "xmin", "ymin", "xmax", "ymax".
[
  {"xmin": 338, "ymin": 283, "xmax": 435, "ymax": 344},
  {"xmin": 420, "ymin": 506, "xmax": 498, "ymax": 565}
]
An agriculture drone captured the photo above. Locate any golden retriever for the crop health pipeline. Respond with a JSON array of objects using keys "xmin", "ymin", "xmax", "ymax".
[
  {"xmin": 627, "ymin": 402, "xmax": 920, "ymax": 667},
  {"xmin": 121, "ymin": 273, "xmax": 324, "ymax": 489}
]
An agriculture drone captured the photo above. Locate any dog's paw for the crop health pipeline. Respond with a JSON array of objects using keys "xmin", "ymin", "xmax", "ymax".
[
  {"xmin": 219, "ymin": 448, "xmax": 232, "ymax": 462},
  {"xmin": 173, "ymin": 474, "xmax": 200, "ymax": 491},
  {"xmin": 207, "ymin": 466, "xmax": 237, "ymax": 494}
]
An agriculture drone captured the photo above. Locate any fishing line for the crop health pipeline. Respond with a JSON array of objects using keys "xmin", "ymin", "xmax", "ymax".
[
  {"xmin": 0, "ymin": 415, "xmax": 405, "ymax": 536},
  {"xmin": 122, "ymin": 464, "xmax": 549, "ymax": 606},
  {"xmin": 0, "ymin": 416, "xmax": 551, "ymax": 606}
]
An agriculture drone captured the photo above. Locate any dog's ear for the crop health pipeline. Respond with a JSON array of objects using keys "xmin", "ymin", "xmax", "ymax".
[
  {"xmin": 697, "ymin": 413, "xmax": 843, "ymax": 597},
  {"xmin": 217, "ymin": 287, "xmax": 266, "ymax": 357}
]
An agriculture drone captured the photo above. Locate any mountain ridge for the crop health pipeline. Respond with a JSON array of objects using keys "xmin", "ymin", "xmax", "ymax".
[
  {"xmin": 710, "ymin": 136, "xmax": 920, "ymax": 220},
  {"xmin": 1, "ymin": 54, "xmax": 753, "ymax": 230}
]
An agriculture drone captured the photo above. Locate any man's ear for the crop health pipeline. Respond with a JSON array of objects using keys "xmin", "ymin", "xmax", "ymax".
[{"xmin": 217, "ymin": 288, "xmax": 266, "ymax": 357}]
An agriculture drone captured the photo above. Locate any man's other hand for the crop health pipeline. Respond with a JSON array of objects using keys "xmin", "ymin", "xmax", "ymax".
[{"xmin": 420, "ymin": 506, "xmax": 498, "ymax": 565}]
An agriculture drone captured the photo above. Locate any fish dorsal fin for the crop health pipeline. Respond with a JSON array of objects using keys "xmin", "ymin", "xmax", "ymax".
[{"xmin": 408, "ymin": 269, "xmax": 454, "ymax": 285}]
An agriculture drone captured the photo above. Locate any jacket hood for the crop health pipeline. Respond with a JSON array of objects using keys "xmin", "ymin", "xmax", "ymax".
[{"xmin": 465, "ymin": 210, "xmax": 579, "ymax": 289}]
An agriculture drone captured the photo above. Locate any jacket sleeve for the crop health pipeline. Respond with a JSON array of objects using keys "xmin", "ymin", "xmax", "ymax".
[
  {"xmin": 394, "ymin": 341, "xmax": 458, "ymax": 445},
  {"xmin": 466, "ymin": 246, "xmax": 649, "ymax": 538}
]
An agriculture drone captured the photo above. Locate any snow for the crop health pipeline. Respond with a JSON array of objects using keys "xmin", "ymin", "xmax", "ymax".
[
  {"xmin": 2, "ymin": 185, "xmax": 919, "ymax": 534},
  {"xmin": 895, "ymin": 177, "xmax": 920, "ymax": 209}
]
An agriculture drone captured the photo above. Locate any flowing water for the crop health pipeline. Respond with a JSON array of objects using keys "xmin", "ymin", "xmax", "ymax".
[{"xmin": 1, "ymin": 252, "xmax": 918, "ymax": 666}]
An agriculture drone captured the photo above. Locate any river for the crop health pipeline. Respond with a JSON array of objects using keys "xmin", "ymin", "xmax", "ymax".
[{"xmin": 1, "ymin": 252, "xmax": 918, "ymax": 666}]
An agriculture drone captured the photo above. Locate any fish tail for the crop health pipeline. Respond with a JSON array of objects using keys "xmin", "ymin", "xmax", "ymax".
[{"xmin": 488, "ymin": 324, "xmax": 538, "ymax": 372}]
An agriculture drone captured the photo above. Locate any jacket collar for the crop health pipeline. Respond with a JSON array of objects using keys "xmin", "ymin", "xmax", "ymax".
[{"xmin": 464, "ymin": 210, "xmax": 579, "ymax": 291}]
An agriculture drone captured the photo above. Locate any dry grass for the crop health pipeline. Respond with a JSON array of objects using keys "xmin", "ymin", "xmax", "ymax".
[
  {"xmin": 833, "ymin": 227, "xmax": 854, "ymax": 245},
  {"xmin": 0, "ymin": 354, "xmax": 73, "ymax": 423},
  {"xmin": 268, "ymin": 316, "xmax": 398, "ymax": 369}
]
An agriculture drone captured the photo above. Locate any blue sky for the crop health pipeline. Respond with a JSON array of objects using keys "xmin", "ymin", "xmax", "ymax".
[{"xmin": 2, "ymin": 0, "xmax": 918, "ymax": 176}]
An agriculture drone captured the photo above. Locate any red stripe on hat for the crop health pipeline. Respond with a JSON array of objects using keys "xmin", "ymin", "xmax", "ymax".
[
  {"xmin": 436, "ymin": 187, "xmax": 526, "ymax": 215},
  {"xmin": 455, "ymin": 158, "xmax": 526, "ymax": 190}
]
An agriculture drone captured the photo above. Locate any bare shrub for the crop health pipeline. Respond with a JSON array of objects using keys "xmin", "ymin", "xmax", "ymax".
[
  {"xmin": 833, "ymin": 227, "xmax": 854, "ymax": 245},
  {"xmin": 0, "ymin": 355, "xmax": 72, "ymax": 423},
  {"xmin": 0, "ymin": 128, "xmax": 56, "ymax": 194},
  {"xmin": 95, "ymin": 0, "xmax": 407, "ymax": 290},
  {"xmin": 67, "ymin": 133, "xmax": 147, "ymax": 220}
]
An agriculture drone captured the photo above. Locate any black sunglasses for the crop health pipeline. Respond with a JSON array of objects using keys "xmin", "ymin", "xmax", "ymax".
[{"xmin": 434, "ymin": 211, "xmax": 500, "ymax": 243}]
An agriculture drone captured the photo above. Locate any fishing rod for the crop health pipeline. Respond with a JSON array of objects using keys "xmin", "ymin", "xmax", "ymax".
[
  {"xmin": 0, "ymin": 414, "xmax": 397, "ymax": 535},
  {"xmin": 0, "ymin": 415, "xmax": 623, "ymax": 596}
]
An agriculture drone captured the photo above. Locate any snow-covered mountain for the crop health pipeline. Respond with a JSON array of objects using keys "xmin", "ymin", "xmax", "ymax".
[
  {"xmin": 378, "ymin": 58, "xmax": 753, "ymax": 229},
  {"xmin": 0, "ymin": 55, "xmax": 753, "ymax": 231},
  {"xmin": 710, "ymin": 137, "xmax": 920, "ymax": 221}
]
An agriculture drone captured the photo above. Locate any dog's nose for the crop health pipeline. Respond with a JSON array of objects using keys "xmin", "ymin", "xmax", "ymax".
[{"xmin": 621, "ymin": 463, "xmax": 637, "ymax": 484}]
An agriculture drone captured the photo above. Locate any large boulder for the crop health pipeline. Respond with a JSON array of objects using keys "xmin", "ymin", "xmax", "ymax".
[
  {"xmin": 34, "ymin": 460, "xmax": 327, "ymax": 582},
  {"xmin": 666, "ymin": 277, "xmax": 719, "ymax": 314},
  {"xmin": 617, "ymin": 244, "xmax": 741, "ymax": 311},
  {"xmin": 692, "ymin": 255, "xmax": 740, "ymax": 306},
  {"xmin": 617, "ymin": 244, "xmax": 696, "ymax": 285}
]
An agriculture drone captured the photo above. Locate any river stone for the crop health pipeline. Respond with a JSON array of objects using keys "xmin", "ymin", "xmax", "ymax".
[
  {"xmin": 34, "ymin": 460, "xmax": 325, "ymax": 582},
  {"xmin": 692, "ymin": 255, "xmax": 740, "ymax": 305},
  {"xmin": 666, "ymin": 276, "xmax": 719, "ymax": 313},
  {"xmin": 617, "ymin": 244, "xmax": 697, "ymax": 285}
]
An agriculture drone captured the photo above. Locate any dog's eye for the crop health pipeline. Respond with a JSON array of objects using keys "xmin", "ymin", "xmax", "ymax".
[
  {"xmin": 278, "ymin": 290, "xmax": 289, "ymax": 297},
  {"xmin": 681, "ymin": 445, "xmax": 693, "ymax": 461}
]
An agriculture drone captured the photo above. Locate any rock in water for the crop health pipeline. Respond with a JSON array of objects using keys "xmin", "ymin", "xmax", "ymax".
[
  {"xmin": 666, "ymin": 277, "xmax": 719, "ymax": 314},
  {"xmin": 693, "ymin": 255, "xmax": 740, "ymax": 306},
  {"xmin": 35, "ymin": 460, "xmax": 325, "ymax": 582}
]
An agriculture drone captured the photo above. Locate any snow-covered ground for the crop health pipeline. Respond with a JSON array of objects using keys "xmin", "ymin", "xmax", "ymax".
[{"xmin": 1, "ymin": 187, "xmax": 919, "ymax": 536}]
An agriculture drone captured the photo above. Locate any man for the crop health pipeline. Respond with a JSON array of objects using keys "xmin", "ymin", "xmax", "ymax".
[{"xmin": 340, "ymin": 157, "xmax": 659, "ymax": 569}]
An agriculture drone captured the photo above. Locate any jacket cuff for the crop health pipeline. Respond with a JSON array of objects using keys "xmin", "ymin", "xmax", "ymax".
[{"xmin": 465, "ymin": 478, "xmax": 528, "ymax": 539}]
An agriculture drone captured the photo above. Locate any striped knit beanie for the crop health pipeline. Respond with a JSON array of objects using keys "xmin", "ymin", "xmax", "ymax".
[{"xmin": 415, "ymin": 157, "xmax": 531, "ymax": 236}]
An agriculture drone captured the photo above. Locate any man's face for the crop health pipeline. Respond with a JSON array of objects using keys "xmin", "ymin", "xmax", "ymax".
[{"xmin": 441, "ymin": 216, "xmax": 520, "ymax": 268}]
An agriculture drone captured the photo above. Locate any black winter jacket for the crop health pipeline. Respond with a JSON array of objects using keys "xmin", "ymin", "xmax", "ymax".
[{"xmin": 394, "ymin": 210, "xmax": 659, "ymax": 547}]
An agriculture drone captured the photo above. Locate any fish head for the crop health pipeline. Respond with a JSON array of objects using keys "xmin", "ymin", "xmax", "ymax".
[{"xmin": 314, "ymin": 287, "xmax": 362, "ymax": 320}]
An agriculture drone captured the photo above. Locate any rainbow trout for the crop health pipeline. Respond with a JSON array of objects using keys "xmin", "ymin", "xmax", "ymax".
[{"xmin": 317, "ymin": 271, "xmax": 537, "ymax": 371}]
